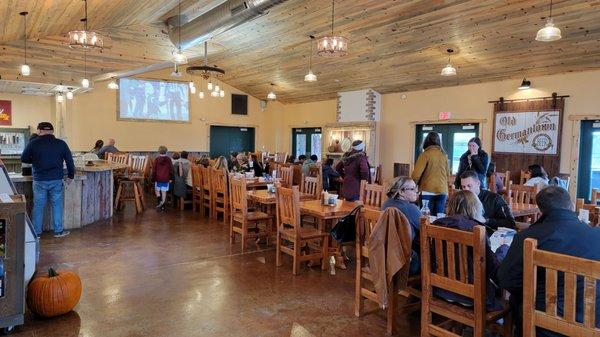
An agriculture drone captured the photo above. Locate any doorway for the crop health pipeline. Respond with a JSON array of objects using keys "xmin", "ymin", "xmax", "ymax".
[
  {"xmin": 577, "ymin": 120, "xmax": 600, "ymax": 202},
  {"xmin": 209, "ymin": 125, "xmax": 255, "ymax": 158},
  {"xmin": 292, "ymin": 127, "xmax": 322, "ymax": 160},
  {"xmin": 415, "ymin": 123, "xmax": 480, "ymax": 174}
]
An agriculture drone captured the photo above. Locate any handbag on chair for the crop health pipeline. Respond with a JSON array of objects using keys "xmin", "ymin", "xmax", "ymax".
[{"xmin": 330, "ymin": 205, "xmax": 363, "ymax": 243}]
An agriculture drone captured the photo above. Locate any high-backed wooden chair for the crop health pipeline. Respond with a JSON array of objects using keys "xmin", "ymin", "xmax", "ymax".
[
  {"xmin": 199, "ymin": 166, "xmax": 212, "ymax": 217},
  {"xmin": 523, "ymin": 238, "xmax": 600, "ymax": 337},
  {"xmin": 275, "ymin": 152, "xmax": 288, "ymax": 163},
  {"xmin": 107, "ymin": 152, "xmax": 129, "ymax": 165},
  {"xmin": 114, "ymin": 155, "xmax": 148, "ymax": 213},
  {"xmin": 355, "ymin": 208, "xmax": 421, "ymax": 335},
  {"xmin": 591, "ymin": 188, "xmax": 600, "ymax": 205},
  {"xmin": 210, "ymin": 167, "xmax": 229, "ymax": 222},
  {"xmin": 275, "ymin": 186, "xmax": 329, "ymax": 275},
  {"xmin": 508, "ymin": 183, "xmax": 539, "ymax": 205},
  {"xmin": 280, "ymin": 166, "xmax": 294, "ymax": 188},
  {"xmin": 359, "ymin": 180, "xmax": 384, "ymax": 209},
  {"xmin": 308, "ymin": 165, "xmax": 321, "ymax": 178},
  {"xmin": 300, "ymin": 174, "xmax": 321, "ymax": 200},
  {"xmin": 520, "ymin": 169, "xmax": 531, "ymax": 185},
  {"xmin": 497, "ymin": 170, "xmax": 510, "ymax": 190},
  {"xmin": 575, "ymin": 198, "xmax": 600, "ymax": 226},
  {"xmin": 190, "ymin": 164, "xmax": 202, "ymax": 212},
  {"xmin": 229, "ymin": 177, "xmax": 272, "ymax": 252},
  {"xmin": 420, "ymin": 219, "xmax": 512, "ymax": 337}
]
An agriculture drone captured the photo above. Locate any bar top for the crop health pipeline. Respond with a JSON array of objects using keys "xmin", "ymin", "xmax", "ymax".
[
  {"xmin": 76, "ymin": 160, "xmax": 129, "ymax": 172},
  {"xmin": 9, "ymin": 173, "xmax": 87, "ymax": 183}
]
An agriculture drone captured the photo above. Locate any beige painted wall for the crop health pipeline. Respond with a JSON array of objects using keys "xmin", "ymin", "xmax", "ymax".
[
  {"xmin": 66, "ymin": 76, "xmax": 279, "ymax": 152},
  {"xmin": 0, "ymin": 93, "xmax": 53, "ymax": 132}
]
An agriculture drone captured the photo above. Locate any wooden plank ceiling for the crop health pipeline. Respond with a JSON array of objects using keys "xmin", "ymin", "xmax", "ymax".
[{"xmin": 1, "ymin": 0, "xmax": 600, "ymax": 103}]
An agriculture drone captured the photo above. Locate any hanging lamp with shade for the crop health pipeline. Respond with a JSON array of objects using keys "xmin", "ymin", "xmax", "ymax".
[
  {"xmin": 267, "ymin": 83, "xmax": 276, "ymax": 100},
  {"xmin": 68, "ymin": 0, "xmax": 105, "ymax": 50},
  {"xmin": 81, "ymin": 51, "xmax": 90, "ymax": 88},
  {"xmin": 440, "ymin": 48, "xmax": 457, "ymax": 76},
  {"xmin": 171, "ymin": 0, "xmax": 188, "ymax": 65},
  {"xmin": 107, "ymin": 79, "xmax": 119, "ymax": 90},
  {"xmin": 317, "ymin": 0, "xmax": 348, "ymax": 57},
  {"xmin": 66, "ymin": 90, "xmax": 74, "ymax": 100},
  {"xmin": 304, "ymin": 36, "xmax": 317, "ymax": 82},
  {"xmin": 19, "ymin": 12, "xmax": 30, "ymax": 76},
  {"xmin": 536, "ymin": 0, "xmax": 562, "ymax": 42}
]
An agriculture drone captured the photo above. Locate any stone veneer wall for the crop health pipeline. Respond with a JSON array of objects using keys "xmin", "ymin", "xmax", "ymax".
[
  {"xmin": 336, "ymin": 93, "xmax": 342, "ymax": 122},
  {"xmin": 366, "ymin": 90, "xmax": 377, "ymax": 121}
]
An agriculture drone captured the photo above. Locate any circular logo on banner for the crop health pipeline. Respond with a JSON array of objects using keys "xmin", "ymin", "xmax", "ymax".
[{"xmin": 532, "ymin": 134, "xmax": 553, "ymax": 152}]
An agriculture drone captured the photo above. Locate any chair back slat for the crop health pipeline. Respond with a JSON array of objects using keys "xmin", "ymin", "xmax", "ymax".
[
  {"xmin": 359, "ymin": 180, "xmax": 384, "ymax": 209},
  {"xmin": 275, "ymin": 152, "xmax": 288, "ymax": 163},
  {"xmin": 523, "ymin": 238, "xmax": 600, "ymax": 337},
  {"xmin": 191, "ymin": 164, "xmax": 201, "ymax": 188},
  {"xmin": 280, "ymin": 166, "xmax": 294, "ymax": 188},
  {"xmin": 200, "ymin": 166, "xmax": 211, "ymax": 190},
  {"xmin": 128, "ymin": 155, "xmax": 148, "ymax": 175},
  {"xmin": 229, "ymin": 177, "xmax": 247, "ymax": 215},
  {"xmin": 210, "ymin": 167, "xmax": 227, "ymax": 195},
  {"xmin": 300, "ymin": 175, "xmax": 321, "ymax": 199},
  {"xmin": 107, "ymin": 152, "xmax": 129, "ymax": 165},
  {"xmin": 275, "ymin": 186, "xmax": 301, "ymax": 234}
]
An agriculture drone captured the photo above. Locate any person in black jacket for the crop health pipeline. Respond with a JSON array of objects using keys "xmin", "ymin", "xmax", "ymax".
[
  {"xmin": 497, "ymin": 186, "xmax": 600, "ymax": 337},
  {"xmin": 322, "ymin": 158, "xmax": 340, "ymax": 191},
  {"xmin": 460, "ymin": 170, "xmax": 515, "ymax": 230},
  {"xmin": 247, "ymin": 154, "xmax": 263, "ymax": 177},
  {"xmin": 454, "ymin": 137, "xmax": 489, "ymax": 189}
]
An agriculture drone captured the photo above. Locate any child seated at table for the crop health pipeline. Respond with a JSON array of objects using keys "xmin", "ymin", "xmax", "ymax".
[{"xmin": 432, "ymin": 190, "xmax": 508, "ymax": 311}]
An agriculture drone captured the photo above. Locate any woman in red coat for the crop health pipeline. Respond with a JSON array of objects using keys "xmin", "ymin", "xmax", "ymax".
[{"xmin": 335, "ymin": 140, "xmax": 371, "ymax": 201}]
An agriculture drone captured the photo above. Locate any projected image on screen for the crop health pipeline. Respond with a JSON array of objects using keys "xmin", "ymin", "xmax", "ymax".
[{"xmin": 119, "ymin": 78, "xmax": 189, "ymax": 122}]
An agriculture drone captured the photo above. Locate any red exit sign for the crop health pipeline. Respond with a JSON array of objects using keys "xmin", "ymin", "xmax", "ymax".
[{"xmin": 438, "ymin": 111, "xmax": 452, "ymax": 120}]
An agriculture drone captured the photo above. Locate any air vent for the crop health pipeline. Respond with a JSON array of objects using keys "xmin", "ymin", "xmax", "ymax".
[{"xmin": 230, "ymin": 2, "xmax": 248, "ymax": 15}]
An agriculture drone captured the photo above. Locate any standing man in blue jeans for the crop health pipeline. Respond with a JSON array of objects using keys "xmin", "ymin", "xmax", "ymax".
[{"xmin": 21, "ymin": 122, "xmax": 75, "ymax": 238}]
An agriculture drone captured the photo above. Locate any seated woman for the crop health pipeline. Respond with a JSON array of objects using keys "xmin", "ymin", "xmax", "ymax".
[
  {"xmin": 524, "ymin": 164, "xmax": 549, "ymax": 189},
  {"xmin": 247, "ymin": 154, "xmax": 263, "ymax": 177},
  {"xmin": 213, "ymin": 156, "xmax": 229, "ymax": 173},
  {"xmin": 432, "ymin": 190, "xmax": 506, "ymax": 311},
  {"xmin": 233, "ymin": 153, "xmax": 249, "ymax": 172},
  {"xmin": 382, "ymin": 176, "xmax": 422, "ymax": 275},
  {"xmin": 486, "ymin": 162, "xmax": 504, "ymax": 194}
]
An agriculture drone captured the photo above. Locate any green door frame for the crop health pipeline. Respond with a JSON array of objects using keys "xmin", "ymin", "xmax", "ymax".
[
  {"xmin": 292, "ymin": 127, "xmax": 322, "ymax": 159},
  {"xmin": 415, "ymin": 123, "xmax": 480, "ymax": 173}
]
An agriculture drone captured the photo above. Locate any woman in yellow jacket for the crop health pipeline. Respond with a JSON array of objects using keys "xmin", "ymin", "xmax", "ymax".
[{"xmin": 411, "ymin": 132, "xmax": 449, "ymax": 215}]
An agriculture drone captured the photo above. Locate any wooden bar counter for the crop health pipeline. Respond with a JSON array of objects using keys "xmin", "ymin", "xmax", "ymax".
[{"xmin": 9, "ymin": 160, "xmax": 128, "ymax": 231}]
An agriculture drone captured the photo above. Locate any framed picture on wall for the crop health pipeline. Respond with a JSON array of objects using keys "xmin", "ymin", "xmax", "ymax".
[
  {"xmin": 493, "ymin": 110, "xmax": 561, "ymax": 155},
  {"xmin": 0, "ymin": 101, "xmax": 12, "ymax": 126}
]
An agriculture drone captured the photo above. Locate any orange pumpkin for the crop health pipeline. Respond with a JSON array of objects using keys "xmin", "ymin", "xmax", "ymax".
[{"xmin": 27, "ymin": 268, "xmax": 82, "ymax": 318}]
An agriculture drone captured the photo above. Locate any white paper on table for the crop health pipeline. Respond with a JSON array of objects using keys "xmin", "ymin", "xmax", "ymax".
[
  {"xmin": 490, "ymin": 227, "xmax": 517, "ymax": 252},
  {"xmin": 578, "ymin": 209, "xmax": 590, "ymax": 223}
]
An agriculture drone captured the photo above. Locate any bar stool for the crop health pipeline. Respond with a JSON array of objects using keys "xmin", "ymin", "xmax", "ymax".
[{"xmin": 115, "ymin": 155, "xmax": 148, "ymax": 213}]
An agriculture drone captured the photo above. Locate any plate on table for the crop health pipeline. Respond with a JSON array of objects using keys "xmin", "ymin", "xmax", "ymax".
[{"xmin": 341, "ymin": 138, "xmax": 352, "ymax": 152}]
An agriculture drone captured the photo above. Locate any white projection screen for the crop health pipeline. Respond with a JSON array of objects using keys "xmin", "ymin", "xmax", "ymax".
[{"xmin": 118, "ymin": 78, "xmax": 190, "ymax": 122}]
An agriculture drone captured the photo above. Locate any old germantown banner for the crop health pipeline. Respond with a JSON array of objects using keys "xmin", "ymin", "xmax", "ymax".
[
  {"xmin": 494, "ymin": 111, "xmax": 560, "ymax": 155},
  {"xmin": 0, "ymin": 100, "xmax": 11, "ymax": 126}
]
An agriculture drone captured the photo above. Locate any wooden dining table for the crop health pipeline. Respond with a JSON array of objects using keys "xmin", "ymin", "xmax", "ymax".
[
  {"xmin": 509, "ymin": 202, "xmax": 540, "ymax": 218},
  {"xmin": 247, "ymin": 189, "xmax": 313, "ymax": 205},
  {"xmin": 245, "ymin": 177, "xmax": 280, "ymax": 190}
]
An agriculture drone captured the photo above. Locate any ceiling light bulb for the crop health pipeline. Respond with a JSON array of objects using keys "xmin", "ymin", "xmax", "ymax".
[
  {"xmin": 81, "ymin": 78, "xmax": 90, "ymax": 88},
  {"xmin": 211, "ymin": 91, "xmax": 218, "ymax": 97},
  {"xmin": 304, "ymin": 70, "xmax": 317, "ymax": 82},
  {"xmin": 440, "ymin": 63, "xmax": 457, "ymax": 76},
  {"xmin": 188, "ymin": 81, "xmax": 195, "ymax": 89},
  {"xmin": 171, "ymin": 49, "xmax": 188, "ymax": 65},
  {"xmin": 56, "ymin": 94, "xmax": 64, "ymax": 103},
  {"xmin": 66, "ymin": 91, "xmax": 74, "ymax": 100},
  {"xmin": 20, "ymin": 64, "xmax": 30, "ymax": 76},
  {"xmin": 267, "ymin": 91, "xmax": 276, "ymax": 100},
  {"xmin": 107, "ymin": 80, "xmax": 119, "ymax": 90},
  {"xmin": 215, "ymin": 85, "xmax": 220, "ymax": 92},
  {"xmin": 207, "ymin": 82, "xmax": 213, "ymax": 91},
  {"xmin": 219, "ymin": 90, "xmax": 225, "ymax": 97},
  {"xmin": 190, "ymin": 86, "xmax": 196, "ymax": 94},
  {"xmin": 536, "ymin": 18, "xmax": 562, "ymax": 42},
  {"xmin": 199, "ymin": 91, "xmax": 204, "ymax": 99}
]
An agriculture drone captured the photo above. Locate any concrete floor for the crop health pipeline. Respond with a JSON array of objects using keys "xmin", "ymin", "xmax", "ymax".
[{"xmin": 11, "ymin": 205, "xmax": 420, "ymax": 337}]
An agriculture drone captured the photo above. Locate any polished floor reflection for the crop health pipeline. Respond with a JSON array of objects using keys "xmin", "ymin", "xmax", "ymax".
[{"xmin": 12, "ymin": 206, "xmax": 419, "ymax": 337}]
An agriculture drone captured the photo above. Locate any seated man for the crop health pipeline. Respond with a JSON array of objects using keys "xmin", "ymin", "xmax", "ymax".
[
  {"xmin": 497, "ymin": 186, "xmax": 600, "ymax": 337},
  {"xmin": 97, "ymin": 138, "xmax": 119, "ymax": 159},
  {"xmin": 460, "ymin": 170, "xmax": 515, "ymax": 230}
]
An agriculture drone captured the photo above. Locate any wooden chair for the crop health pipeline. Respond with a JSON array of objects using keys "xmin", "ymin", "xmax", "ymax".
[
  {"xmin": 575, "ymin": 198, "xmax": 600, "ymax": 226},
  {"xmin": 355, "ymin": 208, "xmax": 421, "ymax": 335},
  {"xmin": 591, "ymin": 188, "xmax": 600, "ymax": 205},
  {"xmin": 497, "ymin": 170, "xmax": 511, "ymax": 189},
  {"xmin": 280, "ymin": 166, "xmax": 294, "ymax": 188},
  {"xmin": 420, "ymin": 219, "xmax": 512, "ymax": 337},
  {"xmin": 507, "ymin": 183, "xmax": 539, "ymax": 205},
  {"xmin": 114, "ymin": 155, "xmax": 148, "ymax": 214},
  {"xmin": 523, "ymin": 238, "xmax": 600, "ymax": 337},
  {"xmin": 107, "ymin": 152, "xmax": 129, "ymax": 165},
  {"xmin": 275, "ymin": 186, "xmax": 329, "ymax": 275},
  {"xmin": 275, "ymin": 152, "xmax": 288, "ymax": 163},
  {"xmin": 300, "ymin": 174, "xmax": 321, "ymax": 200},
  {"xmin": 520, "ymin": 169, "xmax": 531, "ymax": 185},
  {"xmin": 359, "ymin": 180, "xmax": 384, "ymax": 209},
  {"xmin": 308, "ymin": 165, "xmax": 321, "ymax": 178},
  {"xmin": 488, "ymin": 174, "xmax": 497, "ymax": 193},
  {"xmin": 190, "ymin": 164, "xmax": 202, "ymax": 212},
  {"xmin": 555, "ymin": 173, "xmax": 571, "ymax": 190},
  {"xmin": 229, "ymin": 177, "xmax": 272, "ymax": 252},
  {"xmin": 199, "ymin": 166, "xmax": 212, "ymax": 217},
  {"xmin": 210, "ymin": 167, "xmax": 229, "ymax": 222}
]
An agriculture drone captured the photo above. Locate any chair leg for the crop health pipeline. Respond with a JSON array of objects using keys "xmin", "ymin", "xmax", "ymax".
[
  {"xmin": 503, "ymin": 311, "xmax": 513, "ymax": 337},
  {"xmin": 229, "ymin": 217, "xmax": 235, "ymax": 245},
  {"xmin": 241, "ymin": 222, "xmax": 247, "ymax": 252},
  {"xmin": 133, "ymin": 183, "xmax": 143, "ymax": 213},
  {"xmin": 114, "ymin": 183, "xmax": 123, "ymax": 210},
  {"xmin": 321, "ymin": 235, "xmax": 329, "ymax": 271},
  {"xmin": 275, "ymin": 232, "xmax": 282, "ymax": 267},
  {"xmin": 293, "ymin": 238, "xmax": 300, "ymax": 275},
  {"xmin": 386, "ymin": 278, "xmax": 398, "ymax": 335},
  {"xmin": 138, "ymin": 182, "xmax": 146, "ymax": 209}
]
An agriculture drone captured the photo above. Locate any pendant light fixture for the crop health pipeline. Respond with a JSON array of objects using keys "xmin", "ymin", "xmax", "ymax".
[
  {"xmin": 199, "ymin": 91, "xmax": 205, "ymax": 99},
  {"xmin": 171, "ymin": 0, "xmax": 188, "ymax": 65},
  {"xmin": 81, "ymin": 51, "xmax": 90, "ymax": 88},
  {"xmin": 317, "ymin": 0, "xmax": 348, "ymax": 57},
  {"xmin": 170, "ymin": 64, "xmax": 183, "ymax": 77},
  {"xmin": 536, "ymin": 0, "xmax": 562, "ymax": 42},
  {"xmin": 68, "ymin": 0, "xmax": 104, "ymax": 50},
  {"xmin": 187, "ymin": 41, "xmax": 225, "ymax": 98},
  {"xmin": 440, "ymin": 48, "xmax": 457, "ymax": 76},
  {"xmin": 304, "ymin": 36, "xmax": 317, "ymax": 82},
  {"xmin": 19, "ymin": 12, "xmax": 30, "ymax": 76},
  {"xmin": 518, "ymin": 78, "xmax": 531, "ymax": 90},
  {"xmin": 66, "ymin": 90, "xmax": 74, "ymax": 100},
  {"xmin": 56, "ymin": 93, "xmax": 64, "ymax": 103},
  {"xmin": 107, "ymin": 79, "xmax": 119, "ymax": 90},
  {"xmin": 267, "ymin": 83, "xmax": 276, "ymax": 100}
]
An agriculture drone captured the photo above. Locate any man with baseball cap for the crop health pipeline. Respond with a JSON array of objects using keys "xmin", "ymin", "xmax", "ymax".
[{"xmin": 21, "ymin": 122, "xmax": 75, "ymax": 238}]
